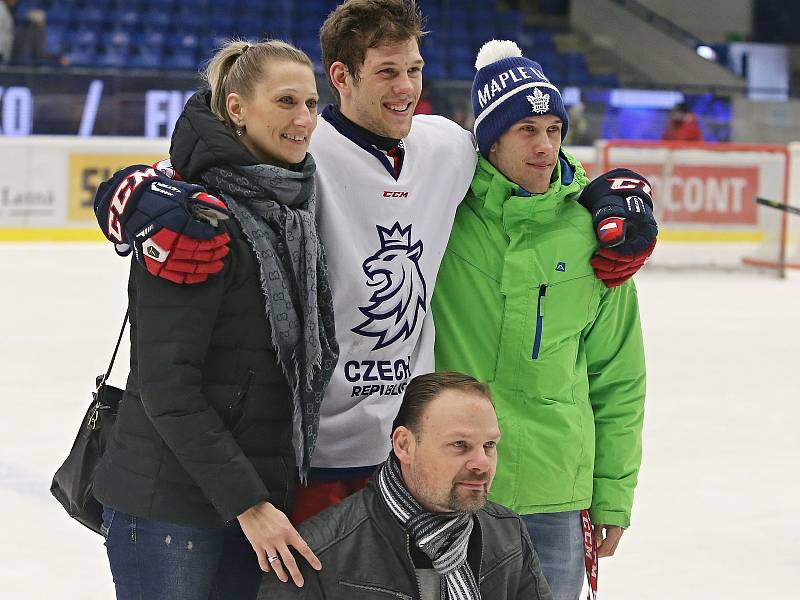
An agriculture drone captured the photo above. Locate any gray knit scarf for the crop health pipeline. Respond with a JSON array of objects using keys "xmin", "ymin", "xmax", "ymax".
[
  {"xmin": 201, "ymin": 158, "xmax": 338, "ymax": 480},
  {"xmin": 377, "ymin": 454, "xmax": 481, "ymax": 600}
]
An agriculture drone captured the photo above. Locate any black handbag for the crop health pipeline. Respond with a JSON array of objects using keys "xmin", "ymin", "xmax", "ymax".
[{"xmin": 50, "ymin": 311, "xmax": 128, "ymax": 535}]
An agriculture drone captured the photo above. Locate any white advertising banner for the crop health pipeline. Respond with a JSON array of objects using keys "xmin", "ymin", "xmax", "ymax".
[{"xmin": 0, "ymin": 136, "xmax": 168, "ymax": 238}]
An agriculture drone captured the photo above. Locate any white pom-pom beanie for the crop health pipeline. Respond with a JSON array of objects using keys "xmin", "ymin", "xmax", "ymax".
[{"xmin": 471, "ymin": 39, "xmax": 569, "ymax": 157}]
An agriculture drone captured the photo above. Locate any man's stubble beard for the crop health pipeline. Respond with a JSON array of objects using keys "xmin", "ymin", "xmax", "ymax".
[{"xmin": 447, "ymin": 485, "xmax": 488, "ymax": 514}]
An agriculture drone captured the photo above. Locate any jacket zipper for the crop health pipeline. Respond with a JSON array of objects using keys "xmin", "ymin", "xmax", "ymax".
[
  {"xmin": 405, "ymin": 535, "xmax": 424, "ymax": 600},
  {"xmin": 228, "ymin": 368, "xmax": 254, "ymax": 429},
  {"xmin": 339, "ymin": 580, "xmax": 413, "ymax": 600},
  {"xmin": 531, "ymin": 284, "xmax": 547, "ymax": 359}
]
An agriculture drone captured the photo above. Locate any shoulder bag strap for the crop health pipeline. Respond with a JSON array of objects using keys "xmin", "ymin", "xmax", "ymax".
[{"xmin": 98, "ymin": 309, "xmax": 129, "ymax": 389}]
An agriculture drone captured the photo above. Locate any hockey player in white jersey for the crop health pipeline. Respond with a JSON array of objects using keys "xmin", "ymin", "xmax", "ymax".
[
  {"xmin": 299, "ymin": 2, "xmax": 477, "ymax": 519},
  {"xmin": 93, "ymin": 0, "xmax": 658, "ymax": 557}
]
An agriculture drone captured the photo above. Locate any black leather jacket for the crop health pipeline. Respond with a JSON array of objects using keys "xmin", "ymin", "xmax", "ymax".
[
  {"xmin": 258, "ymin": 482, "xmax": 553, "ymax": 600},
  {"xmin": 93, "ymin": 92, "xmax": 296, "ymax": 527}
]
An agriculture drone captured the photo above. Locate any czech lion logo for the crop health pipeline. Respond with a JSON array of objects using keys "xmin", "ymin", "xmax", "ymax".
[{"xmin": 352, "ymin": 222, "xmax": 427, "ymax": 351}]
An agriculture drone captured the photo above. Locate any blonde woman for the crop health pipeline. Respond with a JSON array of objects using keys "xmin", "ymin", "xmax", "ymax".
[{"xmin": 92, "ymin": 40, "xmax": 338, "ymax": 599}]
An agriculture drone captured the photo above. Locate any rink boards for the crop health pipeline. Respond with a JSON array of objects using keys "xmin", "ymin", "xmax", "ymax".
[{"xmin": 2, "ymin": 136, "xmax": 799, "ymax": 271}]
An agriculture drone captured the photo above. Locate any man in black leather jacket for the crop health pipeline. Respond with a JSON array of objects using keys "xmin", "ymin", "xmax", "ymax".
[{"xmin": 258, "ymin": 372, "xmax": 553, "ymax": 600}]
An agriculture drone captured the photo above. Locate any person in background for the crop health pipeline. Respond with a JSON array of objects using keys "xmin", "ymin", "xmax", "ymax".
[
  {"xmin": 91, "ymin": 39, "xmax": 336, "ymax": 599},
  {"xmin": 564, "ymin": 100, "xmax": 591, "ymax": 146},
  {"xmin": 432, "ymin": 40, "xmax": 650, "ymax": 600},
  {"xmin": 662, "ymin": 101, "xmax": 703, "ymax": 141},
  {"xmin": 11, "ymin": 9, "xmax": 65, "ymax": 65},
  {"xmin": 258, "ymin": 372, "xmax": 553, "ymax": 600},
  {"xmin": 414, "ymin": 83, "xmax": 433, "ymax": 114},
  {"xmin": 0, "ymin": 0, "xmax": 17, "ymax": 63}
]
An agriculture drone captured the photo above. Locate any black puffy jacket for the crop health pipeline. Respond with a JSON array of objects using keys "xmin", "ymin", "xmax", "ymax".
[
  {"xmin": 93, "ymin": 92, "xmax": 295, "ymax": 528},
  {"xmin": 257, "ymin": 482, "xmax": 553, "ymax": 600}
]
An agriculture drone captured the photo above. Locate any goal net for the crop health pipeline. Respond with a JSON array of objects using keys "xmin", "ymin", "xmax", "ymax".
[{"xmin": 580, "ymin": 140, "xmax": 800, "ymax": 276}]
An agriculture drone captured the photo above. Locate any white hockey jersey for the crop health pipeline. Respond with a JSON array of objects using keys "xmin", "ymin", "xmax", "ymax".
[{"xmin": 309, "ymin": 113, "xmax": 477, "ymax": 469}]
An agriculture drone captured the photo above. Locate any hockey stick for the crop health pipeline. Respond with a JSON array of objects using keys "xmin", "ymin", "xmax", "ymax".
[{"xmin": 756, "ymin": 197, "xmax": 800, "ymax": 216}]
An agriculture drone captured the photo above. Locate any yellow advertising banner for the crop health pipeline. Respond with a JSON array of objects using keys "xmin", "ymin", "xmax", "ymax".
[{"xmin": 68, "ymin": 154, "xmax": 162, "ymax": 222}]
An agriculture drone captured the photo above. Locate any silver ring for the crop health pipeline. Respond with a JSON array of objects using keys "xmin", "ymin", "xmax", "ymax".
[{"xmin": 268, "ymin": 555, "xmax": 280, "ymax": 563}]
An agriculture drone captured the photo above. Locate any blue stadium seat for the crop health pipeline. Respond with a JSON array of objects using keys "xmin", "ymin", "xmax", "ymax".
[
  {"xmin": 299, "ymin": 0, "xmax": 329, "ymax": 13},
  {"xmin": 468, "ymin": 7, "xmax": 495, "ymax": 24},
  {"xmin": 529, "ymin": 49, "xmax": 558, "ymax": 69},
  {"xmin": 203, "ymin": 34, "xmax": 229, "ymax": 55},
  {"xmin": 185, "ymin": 13, "xmax": 210, "ymax": 34},
  {"xmin": 148, "ymin": 12, "xmax": 172, "ymax": 29},
  {"xmin": 426, "ymin": 11, "xmax": 445, "ymax": 25},
  {"xmin": 297, "ymin": 35, "xmax": 319, "ymax": 56},
  {"xmin": 421, "ymin": 42, "xmax": 447, "ymax": 66},
  {"xmin": 541, "ymin": 62, "xmax": 566, "ymax": 86},
  {"xmin": 141, "ymin": 30, "xmax": 166, "ymax": 49},
  {"xmin": 207, "ymin": 0, "xmax": 241, "ymax": 10},
  {"xmin": 162, "ymin": 49, "xmax": 197, "ymax": 70},
  {"xmin": 44, "ymin": 25, "xmax": 67, "ymax": 55},
  {"xmin": 591, "ymin": 73, "xmax": 619, "ymax": 88},
  {"xmin": 97, "ymin": 47, "xmax": 129, "ymax": 68},
  {"xmin": 41, "ymin": 0, "xmax": 622, "ymax": 88},
  {"xmin": 263, "ymin": 13, "xmax": 293, "ymax": 37},
  {"xmin": 129, "ymin": 47, "xmax": 162, "ymax": 69},
  {"xmin": 209, "ymin": 14, "xmax": 236, "ymax": 36},
  {"xmin": 45, "ymin": 5, "xmax": 74, "ymax": 27},
  {"xmin": 264, "ymin": 2, "xmax": 292, "ymax": 16},
  {"xmin": 162, "ymin": 32, "xmax": 197, "ymax": 53},
  {"xmin": 423, "ymin": 62, "xmax": 446, "ymax": 81},
  {"xmin": 69, "ymin": 29, "xmax": 98, "ymax": 48},
  {"xmin": 566, "ymin": 69, "xmax": 590, "ymax": 86},
  {"xmin": 92, "ymin": 0, "xmax": 125, "ymax": 7},
  {"xmin": 234, "ymin": 15, "xmax": 266, "ymax": 39},
  {"xmin": 447, "ymin": 11, "xmax": 468, "ymax": 29},
  {"xmin": 103, "ymin": 30, "xmax": 132, "ymax": 50},
  {"xmin": 496, "ymin": 23, "xmax": 523, "ymax": 39},
  {"xmin": 470, "ymin": 24, "xmax": 497, "ymax": 44},
  {"xmin": 78, "ymin": 7, "xmax": 107, "ymax": 28},
  {"xmin": 295, "ymin": 14, "xmax": 321, "ymax": 36},
  {"xmin": 65, "ymin": 46, "xmax": 96, "ymax": 67},
  {"xmin": 178, "ymin": 33, "xmax": 200, "ymax": 51},
  {"xmin": 14, "ymin": 1, "xmax": 37, "ymax": 18},
  {"xmin": 449, "ymin": 44, "xmax": 473, "ymax": 66},
  {"xmin": 450, "ymin": 62, "xmax": 475, "ymax": 80},
  {"xmin": 137, "ymin": 0, "xmax": 181, "ymax": 12},
  {"xmin": 117, "ymin": 10, "xmax": 141, "ymax": 29},
  {"xmin": 447, "ymin": 28, "xmax": 470, "ymax": 46}
]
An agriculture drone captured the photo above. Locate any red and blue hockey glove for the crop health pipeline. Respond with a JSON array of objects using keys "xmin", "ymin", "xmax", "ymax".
[
  {"xmin": 578, "ymin": 168, "xmax": 658, "ymax": 287},
  {"xmin": 94, "ymin": 165, "xmax": 230, "ymax": 284}
]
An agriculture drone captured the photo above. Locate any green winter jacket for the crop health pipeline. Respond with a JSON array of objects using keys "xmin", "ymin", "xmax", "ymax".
[{"xmin": 432, "ymin": 152, "xmax": 646, "ymax": 528}]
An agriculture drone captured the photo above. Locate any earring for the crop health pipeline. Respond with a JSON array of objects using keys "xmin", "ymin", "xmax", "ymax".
[{"xmin": 235, "ymin": 128, "xmax": 243, "ymax": 137}]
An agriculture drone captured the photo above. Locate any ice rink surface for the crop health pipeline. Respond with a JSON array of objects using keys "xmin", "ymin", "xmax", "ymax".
[{"xmin": 1, "ymin": 243, "xmax": 796, "ymax": 599}]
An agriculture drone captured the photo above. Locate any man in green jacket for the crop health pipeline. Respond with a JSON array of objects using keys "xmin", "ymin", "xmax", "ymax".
[{"xmin": 432, "ymin": 40, "xmax": 648, "ymax": 600}]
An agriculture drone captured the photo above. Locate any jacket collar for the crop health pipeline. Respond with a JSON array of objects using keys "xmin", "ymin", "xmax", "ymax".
[
  {"xmin": 469, "ymin": 150, "xmax": 588, "ymax": 229},
  {"xmin": 321, "ymin": 104, "xmax": 404, "ymax": 180},
  {"xmin": 169, "ymin": 89, "xmax": 260, "ymax": 181}
]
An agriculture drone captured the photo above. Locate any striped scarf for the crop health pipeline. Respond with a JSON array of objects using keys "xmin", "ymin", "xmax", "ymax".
[{"xmin": 377, "ymin": 454, "xmax": 481, "ymax": 600}]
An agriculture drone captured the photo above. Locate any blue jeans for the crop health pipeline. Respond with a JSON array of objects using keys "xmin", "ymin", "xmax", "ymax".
[
  {"xmin": 101, "ymin": 506, "xmax": 262, "ymax": 600},
  {"xmin": 522, "ymin": 511, "xmax": 585, "ymax": 600}
]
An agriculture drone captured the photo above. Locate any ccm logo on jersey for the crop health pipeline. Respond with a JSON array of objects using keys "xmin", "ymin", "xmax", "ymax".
[
  {"xmin": 607, "ymin": 177, "xmax": 652, "ymax": 197},
  {"xmin": 108, "ymin": 167, "xmax": 159, "ymax": 243},
  {"xmin": 383, "ymin": 190, "xmax": 409, "ymax": 198}
]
